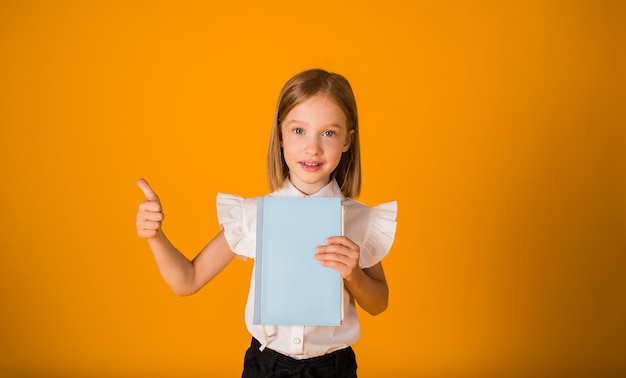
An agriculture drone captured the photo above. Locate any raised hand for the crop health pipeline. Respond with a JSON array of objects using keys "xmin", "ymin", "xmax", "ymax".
[{"xmin": 136, "ymin": 178, "xmax": 164, "ymax": 239}]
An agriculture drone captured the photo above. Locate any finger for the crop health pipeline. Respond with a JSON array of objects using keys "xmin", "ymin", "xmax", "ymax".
[
  {"xmin": 325, "ymin": 236, "xmax": 358, "ymax": 249},
  {"xmin": 137, "ymin": 209, "xmax": 164, "ymax": 222},
  {"xmin": 320, "ymin": 241, "xmax": 360, "ymax": 258},
  {"xmin": 316, "ymin": 246, "xmax": 359, "ymax": 262},
  {"xmin": 137, "ymin": 178, "xmax": 159, "ymax": 201},
  {"xmin": 316, "ymin": 257, "xmax": 352, "ymax": 279},
  {"xmin": 137, "ymin": 226, "xmax": 161, "ymax": 240},
  {"xmin": 138, "ymin": 200, "xmax": 162, "ymax": 213},
  {"xmin": 316, "ymin": 251, "xmax": 347, "ymax": 263},
  {"xmin": 137, "ymin": 220, "xmax": 162, "ymax": 231}
]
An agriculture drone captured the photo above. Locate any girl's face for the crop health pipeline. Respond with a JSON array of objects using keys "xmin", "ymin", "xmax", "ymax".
[{"xmin": 281, "ymin": 94, "xmax": 353, "ymax": 195}]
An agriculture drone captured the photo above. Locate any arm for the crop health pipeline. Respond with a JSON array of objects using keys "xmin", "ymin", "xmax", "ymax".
[
  {"xmin": 315, "ymin": 236, "xmax": 389, "ymax": 315},
  {"xmin": 136, "ymin": 179, "xmax": 236, "ymax": 296}
]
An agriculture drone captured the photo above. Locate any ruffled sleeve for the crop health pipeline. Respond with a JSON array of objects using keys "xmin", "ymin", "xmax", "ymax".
[
  {"xmin": 346, "ymin": 201, "xmax": 398, "ymax": 268},
  {"xmin": 216, "ymin": 193, "xmax": 258, "ymax": 259},
  {"xmin": 353, "ymin": 201, "xmax": 398, "ymax": 268}
]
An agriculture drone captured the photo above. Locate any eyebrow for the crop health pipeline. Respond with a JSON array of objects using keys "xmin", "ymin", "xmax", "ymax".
[{"xmin": 285, "ymin": 120, "xmax": 343, "ymax": 129}]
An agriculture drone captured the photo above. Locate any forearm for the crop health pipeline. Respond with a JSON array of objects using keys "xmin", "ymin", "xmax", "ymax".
[
  {"xmin": 146, "ymin": 231, "xmax": 196, "ymax": 296},
  {"xmin": 344, "ymin": 267, "xmax": 389, "ymax": 315}
]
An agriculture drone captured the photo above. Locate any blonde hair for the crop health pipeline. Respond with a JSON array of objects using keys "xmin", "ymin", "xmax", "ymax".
[{"xmin": 267, "ymin": 69, "xmax": 362, "ymax": 198}]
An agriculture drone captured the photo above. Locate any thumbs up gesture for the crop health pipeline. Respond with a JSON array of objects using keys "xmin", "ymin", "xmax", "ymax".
[{"xmin": 136, "ymin": 178, "xmax": 164, "ymax": 239}]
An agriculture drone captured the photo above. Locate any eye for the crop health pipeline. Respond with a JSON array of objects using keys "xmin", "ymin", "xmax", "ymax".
[
  {"xmin": 292, "ymin": 127, "xmax": 304, "ymax": 135},
  {"xmin": 322, "ymin": 130, "xmax": 337, "ymax": 137}
]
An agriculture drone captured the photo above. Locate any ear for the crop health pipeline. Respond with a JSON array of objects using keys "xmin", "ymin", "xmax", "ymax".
[{"xmin": 342, "ymin": 129, "xmax": 354, "ymax": 153}]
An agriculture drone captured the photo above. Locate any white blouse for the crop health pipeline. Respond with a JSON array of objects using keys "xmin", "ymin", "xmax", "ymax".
[{"xmin": 216, "ymin": 179, "xmax": 397, "ymax": 359}]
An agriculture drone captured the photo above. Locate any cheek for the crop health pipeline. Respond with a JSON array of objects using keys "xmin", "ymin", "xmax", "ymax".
[
  {"xmin": 281, "ymin": 137, "xmax": 295, "ymax": 152},
  {"xmin": 329, "ymin": 139, "xmax": 347, "ymax": 152},
  {"xmin": 281, "ymin": 141, "xmax": 298, "ymax": 162},
  {"xmin": 282, "ymin": 134, "xmax": 308, "ymax": 152}
]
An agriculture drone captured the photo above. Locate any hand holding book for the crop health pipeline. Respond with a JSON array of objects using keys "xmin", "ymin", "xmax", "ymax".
[{"xmin": 315, "ymin": 236, "xmax": 361, "ymax": 281}]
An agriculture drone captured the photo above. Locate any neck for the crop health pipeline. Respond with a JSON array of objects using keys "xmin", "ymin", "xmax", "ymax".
[{"xmin": 288, "ymin": 177, "xmax": 330, "ymax": 196}]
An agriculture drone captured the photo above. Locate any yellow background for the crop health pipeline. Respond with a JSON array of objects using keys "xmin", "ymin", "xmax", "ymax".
[{"xmin": 1, "ymin": 1, "xmax": 625, "ymax": 377}]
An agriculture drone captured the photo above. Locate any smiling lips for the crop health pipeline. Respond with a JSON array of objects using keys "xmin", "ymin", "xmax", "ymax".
[{"xmin": 300, "ymin": 161, "xmax": 323, "ymax": 171}]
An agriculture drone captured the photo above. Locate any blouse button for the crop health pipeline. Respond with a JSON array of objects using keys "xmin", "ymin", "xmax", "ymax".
[{"xmin": 293, "ymin": 338, "xmax": 301, "ymax": 344}]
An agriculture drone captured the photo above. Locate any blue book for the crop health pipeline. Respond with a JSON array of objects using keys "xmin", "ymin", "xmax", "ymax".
[{"xmin": 254, "ymin": 197, "xmax": 344, "ymax": 326}]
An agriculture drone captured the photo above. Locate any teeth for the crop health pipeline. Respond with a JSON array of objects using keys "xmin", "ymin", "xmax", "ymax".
[{"xmin": 303, "ymin": 162, "xmax": 319, "ymax": 166}]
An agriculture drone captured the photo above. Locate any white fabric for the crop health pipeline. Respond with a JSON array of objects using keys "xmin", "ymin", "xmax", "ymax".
[{"xmin": 216, "ymin": 179, "xmax": 397, "ymax": 359}]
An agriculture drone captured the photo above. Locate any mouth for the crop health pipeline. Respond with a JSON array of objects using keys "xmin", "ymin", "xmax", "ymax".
[{"xmin": 299, "ymin": 161, "xmax": 323, "ymax": 171}]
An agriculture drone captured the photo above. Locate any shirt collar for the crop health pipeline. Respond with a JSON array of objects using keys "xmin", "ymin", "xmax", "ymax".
[{"xmin": 270, "ymin": 178, "xmax": 344, "ymax": 198}]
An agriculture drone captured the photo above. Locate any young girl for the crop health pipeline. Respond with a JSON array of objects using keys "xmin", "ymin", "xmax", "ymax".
[{"xmin": 136, "ymin": 68, "xmax": 397, "ymax": 377}]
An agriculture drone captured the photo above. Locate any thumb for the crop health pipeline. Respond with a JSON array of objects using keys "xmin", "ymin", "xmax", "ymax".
[{"xmin": 137, "ymin": 178, "xmax": 159, "ymax": 201}]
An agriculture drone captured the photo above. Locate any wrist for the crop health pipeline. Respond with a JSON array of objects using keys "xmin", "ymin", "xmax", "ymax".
[
  {"xmin": 343, "ymin": 266, "xmax": 364, "ymax": 286},
  {"xmin": 146, "ymin": 230, "xmax": 167, "ymax": 245}
]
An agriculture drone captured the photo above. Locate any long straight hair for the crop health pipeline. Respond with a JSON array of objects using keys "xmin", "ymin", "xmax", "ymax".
[{"xmin": 266, "ymin": 69, "xmax": 361, "ymax": 198}]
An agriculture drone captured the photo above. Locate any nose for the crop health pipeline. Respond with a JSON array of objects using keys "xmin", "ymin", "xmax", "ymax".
[{"xmin": 304, "ymin": 135, "xmax": 322, "ymax": 155}]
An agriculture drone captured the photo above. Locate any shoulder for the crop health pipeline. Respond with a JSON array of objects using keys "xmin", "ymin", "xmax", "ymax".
[
  {"xmin": 216, "ymin": 193, "xmax": 262, "ymax": 259},
  {"xmin": 342, "ymin": 198, "xmax": 398, "ymax": 223},
  {"xmin": 343, "ymin": 198, "xmax": 398, "ymax": 268}
]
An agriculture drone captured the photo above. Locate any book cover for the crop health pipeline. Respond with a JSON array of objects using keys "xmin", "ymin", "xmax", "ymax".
[{"xmin": 254, "ymin": 196, "xmax": 343, "ymax": 326}]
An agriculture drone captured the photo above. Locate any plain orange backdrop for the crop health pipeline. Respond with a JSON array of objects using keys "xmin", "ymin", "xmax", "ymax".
[{"xmin": 1, "ymin": 1, "xmax": 625, "ymax": 377}]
